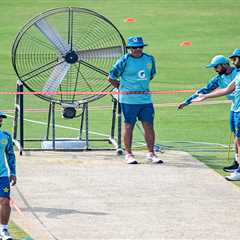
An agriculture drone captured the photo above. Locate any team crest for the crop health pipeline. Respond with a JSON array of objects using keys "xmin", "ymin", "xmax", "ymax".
[
  {"xmin": 147, "ymin": 63, "xmax": 152, "ymax": 70},
  {"xmin": 3, "ymin": 187, "xmax": 9, "ymax": 193},
  {"xmin": 0, "ymin": 139, "xmax": 7, "ymax": 145}
]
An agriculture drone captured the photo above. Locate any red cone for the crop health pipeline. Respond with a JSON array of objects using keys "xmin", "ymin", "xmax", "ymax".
[
  {"xmin": 124, "ymin": 17, "xmax": 136, "ymax": 23},
  {"xmin": 180, "ymin": 41, "xmax": 192, "ymax": 46}
]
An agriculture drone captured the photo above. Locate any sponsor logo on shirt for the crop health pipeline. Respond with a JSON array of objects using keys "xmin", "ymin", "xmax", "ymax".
[{"xmin": 138, "ymin": 70, "xmax": 146, "ymax": 80}]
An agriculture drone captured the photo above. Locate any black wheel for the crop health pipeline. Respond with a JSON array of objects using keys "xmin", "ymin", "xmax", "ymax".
[{"xmin": 116, "ymin": 148, "xmax": 124, "ymax": 155}]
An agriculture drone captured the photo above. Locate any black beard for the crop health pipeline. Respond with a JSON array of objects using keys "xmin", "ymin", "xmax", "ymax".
[{"xmin": 219, "ymin": 69, "xmax": 227, "ymax": 75}]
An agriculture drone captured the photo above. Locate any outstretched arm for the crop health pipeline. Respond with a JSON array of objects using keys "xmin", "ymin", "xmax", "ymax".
[
  {"xmin": 192, "ymin": 81, "xmax": 236, "ymax": 103},
  {"xmin": 177, "ymin": 75, "xmax": 220, "ymax": 109},
  {"xmin": 177, "ymin": 93, "xmax": 199, "ymax": 109}
]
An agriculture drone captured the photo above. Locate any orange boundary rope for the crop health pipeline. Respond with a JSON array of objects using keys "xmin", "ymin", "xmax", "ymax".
[{"xmin": 0, "ymin": 89, "xmax": 195, "ymax": 95}]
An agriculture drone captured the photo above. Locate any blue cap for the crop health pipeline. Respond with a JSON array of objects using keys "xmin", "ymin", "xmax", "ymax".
[
  {"xmin": 229, "ymin": 49, "xmax": 240, "ymax": 58},
  {"xmin": 126, "ymin": 36, "xmax": 147, "ymax": 48},
  {"xmin": 0, "ymin": 112, "xmax": 7, "ymax": 118},
  {"xmin": 206, "ymin": 55, "xmax": 229, "ymax": 68}
]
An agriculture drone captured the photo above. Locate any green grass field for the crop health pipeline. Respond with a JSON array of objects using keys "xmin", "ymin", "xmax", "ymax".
[
  {"xmin": 1, "ymin": 0, "xmax": 239, "ymax": 170},
  {"xmin": 1, "ymin": 0, "xmax": 240, "ymax": 237}
]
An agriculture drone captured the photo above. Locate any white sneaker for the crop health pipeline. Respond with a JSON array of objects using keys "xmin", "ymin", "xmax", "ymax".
[
  {"xmin": 0, "ymin": 229, "xmax": 12, "ymax": 240},
  {"xmin": 125, "ymin": 154, "xmax": 138, "ymax": 164},
  {"xmin": 225, "ymin": 171, "xmax": 240, "ymax": 181},
  {"xmin": 147, "ymin": 152, "xmax": 163, "ymax": 164}
]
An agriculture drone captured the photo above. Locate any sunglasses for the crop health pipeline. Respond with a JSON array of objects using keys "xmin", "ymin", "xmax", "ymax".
[
  {"xmin": 230, "ymin": 57, "xmax": 239, "ymax": 62},
  {"xmin": 131, "ymin": 46, "xmax": 144, "ymax": 49}
]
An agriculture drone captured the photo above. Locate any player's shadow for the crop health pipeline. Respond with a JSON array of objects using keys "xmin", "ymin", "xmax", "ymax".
[{"xmin": 18, "ymin": 207, "xmax": 109, "ymax": 218}]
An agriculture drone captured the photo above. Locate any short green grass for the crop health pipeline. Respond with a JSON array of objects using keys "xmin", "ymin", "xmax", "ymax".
[
  {"xmin": 1, "ymin": 0, "xmax": 239, "ymax": 174},
  {"xmin": 9, "ymin": 221, "xmax": 31, "ymax": 239},
  {"xmin": 1, "ymin": 0, "xmax": 240, "ymax": 237}
]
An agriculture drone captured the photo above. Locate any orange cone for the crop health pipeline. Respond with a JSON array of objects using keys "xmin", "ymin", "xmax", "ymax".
[
  {"xmin": 124, "ymin": 17, "xmax": 136, "ymax": 23},
  {"xmin": 180, "ymin": 40, "xmax": 192, "ymax": 46}
]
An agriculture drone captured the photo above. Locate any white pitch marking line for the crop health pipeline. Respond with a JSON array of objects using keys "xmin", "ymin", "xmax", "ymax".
[
  {"xmin": 6, "ymin": 114, "xmax": 109, "ymax": 137},
  {"xmin": 6, "ymin": 114, "xmax": 230, "ymax": 148}
]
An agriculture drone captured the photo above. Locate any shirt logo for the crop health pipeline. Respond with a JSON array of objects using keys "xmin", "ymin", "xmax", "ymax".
[
  {"xmin": 138, "ymin": 70, "xmax": 146, "ymax": 80},
  {"xmin": 3, "ymin": 187, "xmax": 9, "ymax": 193},
  {"xmin": 147, "ymin": 63, "xmax": 152, "ymax": 70},
  {"xmin": 0, "ymin": 139, "xmax": 7, "ymax": 145}
]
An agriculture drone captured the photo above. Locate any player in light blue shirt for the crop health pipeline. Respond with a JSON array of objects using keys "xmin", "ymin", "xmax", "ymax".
[
  {"xmin": 192, "ymin": 49, "xmax": 240, "ymax": 181},
  {"xmin": 178, "ymin": 55, "xmax": 239, "ymax": 172},
  {"xmin": 108, "ymin": 36, "xmax": 162, "ymax": 164},
  {"xmin": 0, "ymin": 112, "xmax": 16, "ymax": 240}
]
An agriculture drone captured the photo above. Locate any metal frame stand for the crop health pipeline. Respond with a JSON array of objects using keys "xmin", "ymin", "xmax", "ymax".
[
  {"xmin": 13, "ymin": 82, "xmax": 123, "ymax": 155},
  {"xmin": 13, "ymin": 81, "xmax": 24, "ymax": 155}
]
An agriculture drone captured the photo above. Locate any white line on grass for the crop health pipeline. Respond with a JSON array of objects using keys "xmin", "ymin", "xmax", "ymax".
[
  {"xmin": 162, "ymin": 140, "xmax": 228, "ymax": 148},
  {"xmin": 6, "ymin": 114, "xmax": 109, "ymax": 137},
  {"xmin": 6, "ymin": 114, "xmax": 230, "ymax": 149}
]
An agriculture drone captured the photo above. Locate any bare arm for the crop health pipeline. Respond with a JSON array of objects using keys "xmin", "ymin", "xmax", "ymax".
[
  {"xmin": 108, "ymin": 77, "xmax": 119, "ymax": 88},
  {"xmin": 10, "ymin": 175, "xmax": 17, "ymax": 186},
  {"xmin": 192, "ymin": 81, "xmax": 236, "ymax": 102},
  {"xmin": 177, "ymin": 76, "xmax": 220, "ymax": 109},
  {"xmin": 177, "ymin": 102, "xmax": 188, "ymax": 109}
]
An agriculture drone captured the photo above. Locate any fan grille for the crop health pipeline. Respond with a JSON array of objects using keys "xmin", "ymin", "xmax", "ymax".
[{"xmin": 12, "ymin": 7, "xmax": 126, "ymax": 104}]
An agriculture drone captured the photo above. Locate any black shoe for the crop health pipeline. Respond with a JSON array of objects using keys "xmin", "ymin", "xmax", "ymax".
[{"xmin": 223, "ymin": 161, "xmax": 239, "ymax": 172}]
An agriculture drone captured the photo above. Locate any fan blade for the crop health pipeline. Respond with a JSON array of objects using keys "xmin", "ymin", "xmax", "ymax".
[
  {"xmin": 76, "ymin": 46, "xmax": 123, "ymax": 60},
  {"xmin": 79, "ymin": 60, "xmax": 108, "ymax": 76},
  {"xmin": 43, "ymin": 62, "xmax": 70, "ymax": 92},
  {"xmin": 35, "ymin": 19, "xmax": 70, "ymax": 55}
]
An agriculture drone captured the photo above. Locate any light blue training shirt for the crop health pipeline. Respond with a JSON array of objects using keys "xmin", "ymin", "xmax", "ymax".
[
  {"xmin": 108, "ymin": 53, "xmax": 156, "ymax": 104},
  {"xmin": 0, "ymin": 130, "xmax": 16, "ymax": 177},
  {"xmin": 184, "ymin": 67, "xmax": 238, "ymax": 111},
  {"xmin": 232, "ymin": 70, "xmax": 240, "ymax": 112}
]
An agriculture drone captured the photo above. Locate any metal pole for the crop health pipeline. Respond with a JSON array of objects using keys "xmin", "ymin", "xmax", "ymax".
[
  {"xmin": 13, "ymin": 82, "xmax": 20, "ymax": 141},
  {"xmin": 85, "ymin": 103, "xmax": 89, "ymax": 149},
  {"xmin": 46, "ymin": 102, "xmax": 52, "ymax": 140},
  {"xmin": 51, "ymin": 102, "xmax": 56, "ymax": 150},
  {"xmin": 79, "ymin": 105, "xmax": 85, "ymax": 140},
  {"xmin": 110, "ymin": 97, "xmax": 117, "ymax": 139},
  {"xmin": 19, "ymin": 82, "xmax": 24, "ymax": 155}
]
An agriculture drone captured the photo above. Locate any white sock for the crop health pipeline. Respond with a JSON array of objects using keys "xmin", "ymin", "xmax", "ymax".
[
  {"xmin": 235, "ymin": 154, "xmax": 240, "ymax": 164},
  {"xmin": 0, "ymin": 225, "xmax": 8, "ymax": 231}
]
